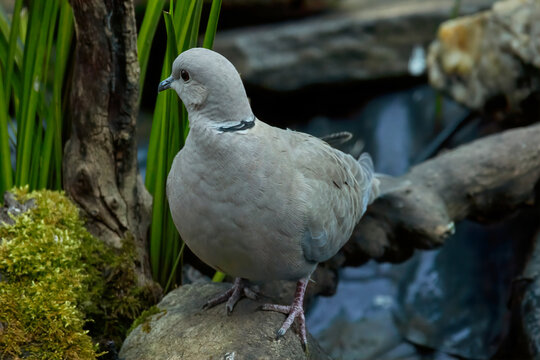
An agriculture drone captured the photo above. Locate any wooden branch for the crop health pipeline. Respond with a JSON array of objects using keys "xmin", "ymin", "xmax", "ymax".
[
  {"xmin": 64, "ymin": 0, "xmax": 156, "ymax": 293},
  {"xmin": 338, "ymin": 122, "xmax": 540, "ymax": 266}
]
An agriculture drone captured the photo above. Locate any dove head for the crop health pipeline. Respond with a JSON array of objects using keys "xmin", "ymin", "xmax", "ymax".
[{"xmin": 158, "ymin": 48, "xmax": 253, "ymax": 128}]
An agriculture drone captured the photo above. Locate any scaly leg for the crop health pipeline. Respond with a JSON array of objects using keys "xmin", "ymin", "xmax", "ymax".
[
  {"xmin": 260, "ymin": 277, "xmax": 309, "ymax": 350},
  {"xmin": 203, "ymin": 277, "xmax": 257, "ymax": 314}
]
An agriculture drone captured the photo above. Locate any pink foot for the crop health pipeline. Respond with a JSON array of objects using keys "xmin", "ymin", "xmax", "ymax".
[
  {"xmin": 260, "ymin": 278, "xmax": 309, "ymax": 350},
  {"xmin": 203, "ymin": 277, "xmax": 257, "ymax": 314}
]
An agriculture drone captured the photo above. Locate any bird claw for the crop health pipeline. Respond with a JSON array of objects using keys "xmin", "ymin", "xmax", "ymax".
[
  {"xmin": 202, "ymin": 286, "xmax": 235, "ymax": 310},
  {"xmin": 276, "ymin": 327, "xmax": 286, "ymax": 339},
  {"xmin": 206, "ymin": 277, "xmax": 310, "ymax": 349},
  {"xmin": 203, "ymin": 277, "xmax": 258, "ymax": 314},
  {"xmin": 243, "ymin": 286, "xmax": 259, "ymax": 301},
  {"xmin": 259, "ymin": 278, "xmax": 309, "ymax": 349},
  {"xmin": 263, "ymin": 303, "xmax": 307, "ymax": 348},
  {"xmin": 260, "ymin": 304, "xmax": 290, "ymax": 314}
]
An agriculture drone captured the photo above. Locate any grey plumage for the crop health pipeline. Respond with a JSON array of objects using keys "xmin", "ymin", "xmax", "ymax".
[
  {"xmin": 167, "ymin": 119, "xmax": 379, "ymax": 281},
  {"xmin": 160, "ymin": 47, "xmax": 380, "ymax": 345},
  {"xmin": 319, "ymin": 131, "xmax": 353, "ymax": 147}
]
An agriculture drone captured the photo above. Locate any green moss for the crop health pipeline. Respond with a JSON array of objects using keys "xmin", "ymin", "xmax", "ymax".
[
  {"xmin": 86, "ymin": 233, "xmax": 159, "ymax": 347},
  {"xmin": 0, "ymin": 187, "xmax": 158, "ymax": 359},
  {"xmin": 126, "ymin": 305, "xmax": 165, "ymax": 336},
  {"xmin": 0, "ymin": 187, "xmax": 100, "ymax": 359}
]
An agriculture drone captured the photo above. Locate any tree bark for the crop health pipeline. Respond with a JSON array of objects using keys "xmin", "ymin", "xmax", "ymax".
[{"xmin": 63, "ymin": 0, "xmax": 157, "ymax": 294}]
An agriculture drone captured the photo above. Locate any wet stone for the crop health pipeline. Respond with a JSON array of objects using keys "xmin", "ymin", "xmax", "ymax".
[
  {"xmin": 0, "ymin": 191, "xmax": 36, "ymax": 227},
  {"xmin": 120, "ymin": 282, "xmax": 332, "ymax": 360}
]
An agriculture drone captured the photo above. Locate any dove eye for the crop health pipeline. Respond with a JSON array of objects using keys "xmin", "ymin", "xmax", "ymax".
[{"xmin": 180, "ymin": 69, "xmax": 190, "ymax": 82}]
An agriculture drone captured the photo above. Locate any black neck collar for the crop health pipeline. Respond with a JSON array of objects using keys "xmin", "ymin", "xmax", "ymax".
[{"xmin": 218, "ymin": 114, "xmax": 256, "ymax": 132}]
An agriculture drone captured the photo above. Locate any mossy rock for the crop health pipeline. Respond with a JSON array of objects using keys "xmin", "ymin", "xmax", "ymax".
[{"xmin": 0, "ymin": 188, "xmax": 157, "ymax": 359}]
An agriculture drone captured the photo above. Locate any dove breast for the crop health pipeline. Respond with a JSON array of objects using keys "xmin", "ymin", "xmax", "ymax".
[{"xmin": 166, "ymin": 120, "xmax": 376, "ymax": 282}]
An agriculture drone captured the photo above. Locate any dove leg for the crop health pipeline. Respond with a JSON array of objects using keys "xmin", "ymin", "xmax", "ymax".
[
  {"xmin": 260, "ymin": 277, "xmax": 309, "ymax": 349},
  {"xmin": 203, "ymin": 277, "xmax": 257, "ymax": 314}
]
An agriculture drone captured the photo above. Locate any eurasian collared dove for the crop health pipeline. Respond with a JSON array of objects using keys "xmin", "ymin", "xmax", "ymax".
[{"xmin": 158, "ymin": 48, "xmax": 380, "ymax": 349}]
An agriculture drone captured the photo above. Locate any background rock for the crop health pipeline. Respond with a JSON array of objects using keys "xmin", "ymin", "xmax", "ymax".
[
  {"xmin": 214, "ymin": 0, "xmax": 497, "ymax": 91},
  {"xmin": 120, "ymin": 282, "xmax": 331, "ymax": 360},
  {"xmin": 317, "ymin": 310, "xmax": 402, "ymax": 360},
  {"xmin": 427, "ymin": 0, "xmax": 540, "ymax": 119},
  {"xmin": 0, "ymin": 191, "xmax": 35, "ymax": 226},
  {"xmin": 219, "ymin": 0, "xmax": 339, "ymax": 26}
]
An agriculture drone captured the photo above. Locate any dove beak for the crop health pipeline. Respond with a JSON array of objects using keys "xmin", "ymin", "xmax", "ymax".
[{"xmin": 158, "ymin": 76, "xmax": 173, "ymax": 92}]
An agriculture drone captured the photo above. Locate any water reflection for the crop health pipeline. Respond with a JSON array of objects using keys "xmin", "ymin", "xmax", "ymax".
[{"xmin": 374, "ymin": 97, "xmax": 412, "ymax": 176}]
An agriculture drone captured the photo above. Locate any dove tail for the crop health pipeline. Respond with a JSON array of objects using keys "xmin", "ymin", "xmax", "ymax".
[
  {"xmin": 374, "ymin": 173, "xmax": 411, "ymax": 197},
  {"xmin": 357, "ymin": 154, "xmax": 410, "ymax": 206},
  {"xmin": 357, "ymin": 153, "xmax": 379, "ymax": 206}
]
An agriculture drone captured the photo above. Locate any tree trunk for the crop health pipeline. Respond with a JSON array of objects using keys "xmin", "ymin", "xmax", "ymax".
[{"xmin": 64, "ymin": 0, "xmax": 157, "ymax": 295}]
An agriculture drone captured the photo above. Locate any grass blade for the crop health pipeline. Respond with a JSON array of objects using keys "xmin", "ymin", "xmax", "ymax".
[
  {"xmin": 51, "ymin": 0, "xmax": 73, "ymax": 189},
  {"xmin": 164, "ymin": 242, "xmax": 185, "ymax": 293},
  {"xmin": 35, "ymin": 1, "xmax": 60, "ymax": 189},
  {"xmin": 4, "ymin": 0, "xmax": 23, "ymax": 106},
  {"xmin": 175, "ymin": 0, "xmax": 198, "ymax": 51},
  {"xmin": 0, "ymin": 0, "xmax": 73, "ymax": 197},
  {"xmin": 0, "ymin": 69, "xmax": 13, "ymax": 196},
  {"xmin": 147, "ymin": 10, "xmax": 179, "ymax": 282},
  {"xmin": 137, "ymin": 0, "xmax": 166, "ymax": 102},
  {"xmin": 15, "ymin": 0, "xmax": 47, "ymax": 186},
  {"xmin": 188, "ymin": 1, "xmax": 203, "ymax": 49},
  {"xmin": 144, "ymin": 0, "xmax": 222, "ymax": 289},
  {"xmin": 212, "ymin": 271, "xmax": 226, "ymax": 282},
  {"xmin": 203, "ymin": 0, "xmax": 222, "ymax": 49}
]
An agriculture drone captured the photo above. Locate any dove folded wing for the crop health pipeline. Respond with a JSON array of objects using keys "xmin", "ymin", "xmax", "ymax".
[{"xmin": 284, "ymin": 130, "xmax": 378, "ymax": 264}]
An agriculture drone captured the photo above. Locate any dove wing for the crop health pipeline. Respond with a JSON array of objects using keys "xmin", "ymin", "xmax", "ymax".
[{"xmin": 285, "ymin": 130, "xmax": 377, "ymax": 264}]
